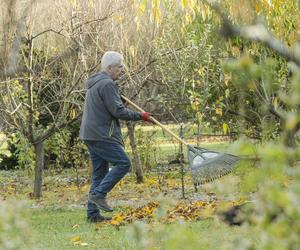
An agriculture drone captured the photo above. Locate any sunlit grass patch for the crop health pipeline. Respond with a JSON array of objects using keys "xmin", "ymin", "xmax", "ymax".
[{"xmin": 28, "ymin": 205, "xmax": 256, "ymax": 250}]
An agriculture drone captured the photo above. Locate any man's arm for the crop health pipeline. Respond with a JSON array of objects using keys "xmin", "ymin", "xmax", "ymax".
[{"xmin": 100, "ymin": 82, "xmax": 142, "ymax": 121}]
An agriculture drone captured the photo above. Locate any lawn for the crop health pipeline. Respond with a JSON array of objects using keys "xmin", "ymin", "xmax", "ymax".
[
  {"xmin": 30, "ymin": 208, "xmax": 130, "ymax": 249},
  {"xmin": 29, "ymin": 207, "xmax": 255, "ymax": 250},
  {"xmin": 1, "ymin": 132, "xmax": 254, "ymax": 249},
  {"xmin": 2, "ymin": 163, "xmax": 252, "ymax": 249}
]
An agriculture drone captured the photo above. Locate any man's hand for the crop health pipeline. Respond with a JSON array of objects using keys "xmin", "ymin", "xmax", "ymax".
[{"xmin": 140, "ymin": 112, "xmax": 152, "ymax": 122}]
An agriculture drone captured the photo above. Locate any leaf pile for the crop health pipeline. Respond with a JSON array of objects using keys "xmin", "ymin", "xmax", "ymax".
[
  {"xmin": 108, "ymin": 201, "xmax": 160, "ymax": 226},
  {"xmin": 103, "ymin": 200, "xmax": 244, "ymax": 227},
  {"xmin": 167, "ymin": 201, "xmax": 216, "ymax": 222}
]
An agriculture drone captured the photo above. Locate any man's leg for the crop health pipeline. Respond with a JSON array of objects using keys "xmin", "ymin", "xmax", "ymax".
[
  {"xmin": 93, "ymin": 142, "xmax": 131, "ymax": 198},
  {"xmin": 85, "ymin": 141, "xmax": 109, "ymax": 219},
  {"xmin": 95, "ymin": 143, "xmax": 131, "ymax": 198}
]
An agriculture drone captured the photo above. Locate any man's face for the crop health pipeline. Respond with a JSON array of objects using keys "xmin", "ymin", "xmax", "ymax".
[{"xmin": 108, "ymin": 62, "xmax": 125, "ymax": 80}]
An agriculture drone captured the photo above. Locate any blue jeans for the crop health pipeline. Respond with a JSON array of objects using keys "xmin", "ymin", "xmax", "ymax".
[{"xmin": 85, "ymin": 140, "xmax": 131, "ymax": 218}]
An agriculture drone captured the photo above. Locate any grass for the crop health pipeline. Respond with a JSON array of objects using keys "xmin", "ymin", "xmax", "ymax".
[
  {"xmin": 122, "ymin": 123, "xmax": 216, "ymax": 137},
  {"xmin": 125, "ymin": 141, "xmax": 236, "ymax": 169},
  {"xmin": 29, "ymin": 207, "xmax": 255, "ymax": 250},
  {"xmin": 1, "ymin": 130, "xmax": 249, "ymax": 249},
  {"xmin": 30, "ymin": 208, "xmax": 130, "ymax": 250}
]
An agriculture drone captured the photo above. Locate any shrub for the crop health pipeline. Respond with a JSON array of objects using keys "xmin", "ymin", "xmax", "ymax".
[{"xmin": 0, "ymin": 200, "xmax": 33, "ymax": 250}]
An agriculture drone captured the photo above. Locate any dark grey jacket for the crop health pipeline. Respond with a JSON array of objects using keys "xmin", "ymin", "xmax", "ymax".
[{"xmin": 79, "ymin": 72, "xmax": 142, "ymax": 145}]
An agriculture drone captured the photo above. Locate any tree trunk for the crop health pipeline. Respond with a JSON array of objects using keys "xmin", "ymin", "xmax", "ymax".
[
  {"xmin": 126, "ymin": 122, "xmax": 143, "ymax": 183},
  {"xmin": 179, "ymin": 124, "xmax": 185, "ymax": 198},
  {"xmin": 33, "ymin": 141, "xmax": 44, "ymax": 198},
  {"xmin": 197, "ymin": 123, "xmax": 200, "ymax": 147}
]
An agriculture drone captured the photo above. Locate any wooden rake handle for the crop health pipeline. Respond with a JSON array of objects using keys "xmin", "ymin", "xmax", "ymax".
[{"xmin": 121, "ymin": 95, "xmax": 188, "ymax": 146}]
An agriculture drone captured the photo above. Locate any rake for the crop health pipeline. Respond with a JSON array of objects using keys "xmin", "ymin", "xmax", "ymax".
[{"xmin": 121, "ymin": 95, "xmax": 240, "ymax": 185}]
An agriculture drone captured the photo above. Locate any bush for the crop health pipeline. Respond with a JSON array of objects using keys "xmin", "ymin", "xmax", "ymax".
[
  {"xmin": 0, "ymin": 128, "xmax": 89, "ymax": 171},
  {"xmin": 0, "ymin": 200, "xmax": 33, "ymax": 250}
]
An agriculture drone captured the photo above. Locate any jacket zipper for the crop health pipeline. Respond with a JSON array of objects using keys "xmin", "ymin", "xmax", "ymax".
[{"xmin": 109, "ymin": 120, "xmax": 115, "ymax": 137}]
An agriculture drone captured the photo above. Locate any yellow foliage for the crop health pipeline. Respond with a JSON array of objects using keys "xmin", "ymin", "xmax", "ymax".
[
  {"xmin": 69, "ymin": 109, "xmax": 76, "ymax": 119},
  {"xmin": 70, "ymin": 235, "xmax": 88, "ymax": 246},
  {"xmin": 225, "ymin": 89, "xmax": 230, "ymax": 98},
  {"xmin": 222, "ymin": 123, "xmax": 230, "ymax": 135},
  {"xmin": 102, "ymin": 200, "xmax": 244, "ymax": 226},
  {"xmin": 285, "ymin": 113, "xmax": 299, "ymax": 131},
  {"xmin": 72, "ymin": 224, "xmax": 80, "ymax": 229},
  {"xmin": 181, "ymin": 0, "xmax": 187, "ymax": 8},
  {"xmin": 114, "ymin": 15, "xmax": 124, "ymax": 23},
  {"xmin": 272, "ymin": 96, "xmax": 278, "ymax": 109},
  {"xmin": 110, "ymin": 214, "xmax": 125, "ymax": 226},
  {"xmin": 69, "ymin": 0, "xmax": 77, "ymax": 7},
  {"xmin": 138, "ymin": 0, "xmax": 148, "ymax": 14},
  {"xmin": 70, "ymin": 235, "xmax": 81, "ymax": 244},
  {"xmin": 215, "ymin": 108, "xmax": 222, "ymax": 116}
]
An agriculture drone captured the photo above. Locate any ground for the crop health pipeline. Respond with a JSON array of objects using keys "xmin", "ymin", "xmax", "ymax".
[{"xmin": 0, "ymin": 140, "xmax": 254, "ymax": 249}]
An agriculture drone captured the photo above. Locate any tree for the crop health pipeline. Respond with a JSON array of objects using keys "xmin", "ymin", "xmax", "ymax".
[
  {"xmin": 134, "ymin": 0, "xmax": 300, "ymax": 144},
  {"xmin": 0, "ymin": 0, "xmax": 106, "ymax": 197}
]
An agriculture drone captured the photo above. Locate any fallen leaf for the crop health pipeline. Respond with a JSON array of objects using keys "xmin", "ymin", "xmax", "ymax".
[
  {"xmin": 70, "ymin": 235, "xmax": 82, "ymax": 245},
  {"xmin": 110, "ymin": 214, "xmax": 125, "ymax": 226}
]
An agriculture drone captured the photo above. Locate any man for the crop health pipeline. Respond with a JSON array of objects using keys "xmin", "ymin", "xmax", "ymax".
[{"xmin": 79, "ymin": 51, "xmax": 151, "ymax": 223}]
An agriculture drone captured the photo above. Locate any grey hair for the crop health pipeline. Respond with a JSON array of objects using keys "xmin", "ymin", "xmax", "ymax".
[{"xmin": 101, "ymin": 51, "xmax": 124, "ymax": 71}]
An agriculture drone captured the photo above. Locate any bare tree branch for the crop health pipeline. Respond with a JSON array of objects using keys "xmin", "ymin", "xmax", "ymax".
[
  {"xmin": 31, "ymin": 28, "xmax": 65, "ymax": 40},
  {"xmin": 34, "ymin": 114, "xmax": 82, "ymax": 145},
  {"xmin": 72, "ymin": 14, "xmax": 114, "ymax": 31}
]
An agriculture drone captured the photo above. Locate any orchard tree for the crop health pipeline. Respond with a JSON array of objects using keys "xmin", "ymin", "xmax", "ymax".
[{"xmin": 0, "ymin": 0, "xmax": 112, "ymax": 197}]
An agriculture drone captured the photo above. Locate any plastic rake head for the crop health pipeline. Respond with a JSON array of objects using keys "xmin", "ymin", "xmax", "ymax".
[{"xmin": 187, "ymin": 146, "xmax": 240, "ymax": 185}]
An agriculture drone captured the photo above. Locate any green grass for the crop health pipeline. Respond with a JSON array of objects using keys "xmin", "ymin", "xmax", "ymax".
[
  {"xmin": 29, "ymin": 207, "xmax": 256, "ymax": 250},
  {"xmin": 122, "ymin": 123, "xmax": 216, "ymax": 138},
  {"xmin": 2, "ymin": 130, "xmax": 247, "ymax": 249},
  {"xmin": 30, "ymin": 208, "xmax": 130, "ymax": 250},
  {"xmin": 125, "ymin": 141, "xmax": 235, "ymax": 163}
]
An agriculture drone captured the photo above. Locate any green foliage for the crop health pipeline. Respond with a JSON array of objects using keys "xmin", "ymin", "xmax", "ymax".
[
  {"xmin": 1, "ymin": 1, "xmax": 300, "ymax": 248},
  {"xmin": 0, "ymin": 201, "xmax": 32, "ymax": 250},
  {"xmin": 138, "ymin": 2, "xmax": 300, "ymax": 249},
  {"xmin": 150, "ymin": 0, "xmax": 299, "ymax": 141},
  {"xmin": 125, "ymin": 217, "xmax": 255, "ymax": 250},
  {"xmin": 229, "ymin": 144, "xmax": 300, "ymax": 250},
  {"xmin": 153, "ymin": 12, "xmax": 228, "ymax": 131},
  {"xmin": 134, "ymin": 127, "xmax": 159, "ymax": 169},
  {"xmin": 215, "ymin": 21, "xmax": 299, "ymax": 250},
  {"xmin": 222, "ymin": 54, "xmax": 289, "ymax": 140},
  {"xmin": 44, "ymin": 128, "xmax": 89, "ymax": 170},
  {"xmin": 70, "ymin": 138, "xmax": 89, "ymax": 169},
  {"xmin": 1, "ymin": 128, "xmax": 89, "ymax": 171},
  {"xmin": 0, "ymin": 133, "xmax": 11, "ymax": 162},
  {"xmin": 11, "ymin": 133, "xmax": 36, "ymax": 170}
]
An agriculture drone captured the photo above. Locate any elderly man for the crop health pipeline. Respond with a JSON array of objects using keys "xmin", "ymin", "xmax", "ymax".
[{"xmin": 79, "ymin": 51, "xmax": 151, "ymax": 223}]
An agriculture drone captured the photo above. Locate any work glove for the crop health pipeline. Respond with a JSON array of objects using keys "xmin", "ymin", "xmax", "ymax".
[{"xmin": 140, "ymin": 112, "xmax": 152, "ymax": 122}]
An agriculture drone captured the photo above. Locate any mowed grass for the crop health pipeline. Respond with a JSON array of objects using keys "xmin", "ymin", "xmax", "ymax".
[
  {"xmin": 125, "ymin": 140, "xmax": 234, "ymax": 164},
  {"xmin": 29, "ymin": 207, "xmax": 255, "ymax": 250},
  {"xmin": 2, "ymin": 125, "xmax": 249, "ymax": 249},
  {"xmin": 30, "ymin": 208, "xmax": 130, "ymax": 250},
  {"xmin": 122, "ymin": 123, "xmax": 234, "ymax": 163},
  {"xmin": 22, "ymin": 137, "xmax": 246, "ymax": 249}
]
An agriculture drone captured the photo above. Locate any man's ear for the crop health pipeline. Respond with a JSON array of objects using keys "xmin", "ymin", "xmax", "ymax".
[{"xmin": 107, "ymin": 65, "xmax": 113, "ymax": 72}]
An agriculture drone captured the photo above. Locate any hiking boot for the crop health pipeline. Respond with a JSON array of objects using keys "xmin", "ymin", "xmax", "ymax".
[
  {"xmin": 89, "ymin": 194, "xmax": 113, "ymax": 212},
  {"xmin": 87, "ymin": 214, "xmax": 112, "ymax": 223}
]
